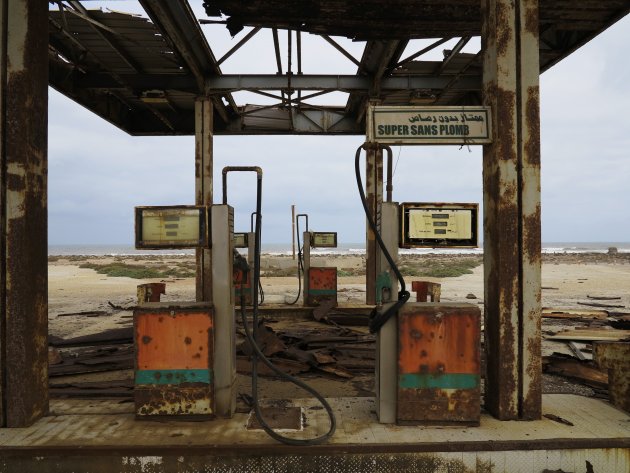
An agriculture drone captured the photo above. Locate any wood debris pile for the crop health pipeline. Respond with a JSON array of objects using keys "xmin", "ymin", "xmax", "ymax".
[
  {"xmin": 236, "ymin": 320, "xmax": 374, "ymax": 380},
  {"xmin": 543, "ymin": 302, "xmax": 630, "ymax": 401}
]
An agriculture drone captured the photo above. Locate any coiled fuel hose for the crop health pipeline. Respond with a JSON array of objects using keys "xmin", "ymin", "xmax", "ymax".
[
  {"xmin": 354, "ymin": 144, "xmax": 410, "ymax": 333},
  {"xmin": 238, "ymin": 169, "xmax": 336, "ymax": 446}
]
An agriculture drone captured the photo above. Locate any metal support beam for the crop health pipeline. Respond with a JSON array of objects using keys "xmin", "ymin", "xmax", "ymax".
[
  {"xmin": 481, "ymin": 0, "xmax": 542, "ymax": 421},
  {"xmin": 321, "ymin": 35, "xmax": 361, "ymax": 67},
  {"xmin": 346, "ymin": 40, "xmax": 408, "ymax": 120},
  {"xmin": 216, "ymin": 27, "xmax": 261, "ymax": 67},
  {"xmin": 0, "ymin": 0, "xmax": 49, "ymax": 427},
  {"xmin": 78, "ymin": 73, "xmax": 481, "ymax": 93},
  {"xmin": 364, "ymin": 144, "xmax": 383, "ymax": 305},
  {"xmin": 434, "ymin": 36, "xmax": 471, "ymax": 76},
  {"xmin": 195, "ymin": 98, "xmax": 213, "ymax": 302},
  {"xmin": 208, "ymin": 74, "xmax": 480, "ymax": 92}
]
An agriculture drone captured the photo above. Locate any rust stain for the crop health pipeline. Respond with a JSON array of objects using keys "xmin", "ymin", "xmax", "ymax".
[
  {"xmin": 524, "ymin": 0, "xmax": 539, "ymax": 36},
  {"xmin": 496, "ymin": 88, "xmax": 517, "ymax": 161},
  {"xmin": 524, "ymin": 85, "xmax": 541, "ymax": 166},
  {"xmin": 136, "ymin": 386, "xmax": 213, "ymax": 418},
  {"xmin": 495, "ymin": 1, "xmax": 513, "ymax": 58},
  {"xmin": 523, "ymin": 205, "xmax": 542, "ymax": 264}
]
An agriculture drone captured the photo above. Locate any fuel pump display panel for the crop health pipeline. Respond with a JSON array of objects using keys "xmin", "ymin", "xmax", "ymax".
[
  {"xmin": 233, "ymin": 232, "xmax": 249, "ymax": 248},
  {"xmin": 311, "ymin": 232, "xmax": 337, "ymax": 248},
  {"xmin": 400, "ymin": 203, "xmax": 478, "ymax": 248},
  {"xmin": 136, "ymin": 206, "xmax": 208, "ymax": 249}
]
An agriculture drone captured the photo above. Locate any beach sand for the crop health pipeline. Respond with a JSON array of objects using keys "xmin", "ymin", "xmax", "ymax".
[{"xmin": 47, "ymin": 252, "xmax": 630, "ymax": 399}]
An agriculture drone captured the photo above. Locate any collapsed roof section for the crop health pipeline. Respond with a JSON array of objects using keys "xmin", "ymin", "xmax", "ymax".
[{"xmin": 48, "ymin": 1, "xmax": 630, "ymax": 135}]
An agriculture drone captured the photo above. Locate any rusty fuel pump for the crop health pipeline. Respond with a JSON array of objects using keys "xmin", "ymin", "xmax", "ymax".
[
  {"xmin": 288, "ymin": 213, "xmax": 339, "ymax": 306},
  {"xmin": 355, "ymin": 143, "xmax": 482, "ymax": 426}
]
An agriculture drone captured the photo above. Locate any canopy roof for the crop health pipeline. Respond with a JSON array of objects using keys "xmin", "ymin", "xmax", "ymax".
[{"xmin": 49, "ymin": 1, "xmax": 630, "ymax": 135}]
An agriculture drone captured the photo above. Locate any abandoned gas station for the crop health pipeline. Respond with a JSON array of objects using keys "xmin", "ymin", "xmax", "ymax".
[{"xmin": 0, "ymin": 0, "xmax": 629, "ymax": 471}]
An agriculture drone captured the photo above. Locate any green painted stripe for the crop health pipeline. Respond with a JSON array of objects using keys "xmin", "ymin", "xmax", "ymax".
[
  {"xmin": 136, "ymin": 369, "xmax": 212, "ymax": 385},
  {"xmin": 399, "ymin": 373, "xmax": 478, "ymax": 390},
  {"xmin": 308, "ymin": 289, "xmax": 336, "ymax": 296}
]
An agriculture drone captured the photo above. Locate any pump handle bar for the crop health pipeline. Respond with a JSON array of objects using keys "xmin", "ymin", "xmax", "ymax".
[
  {"xmin": 295, "ymin": 213, "xmax": 309, "ymax": 234},
  {"xmin": 222, "ymin": 166, "xmax": 263, "ymax": 205}
]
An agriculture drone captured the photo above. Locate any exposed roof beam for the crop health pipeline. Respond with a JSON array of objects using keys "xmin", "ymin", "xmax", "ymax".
[
  {"xmin": 434, "ymin": 36, "xmax": 471, "ymax": 76},
  {"xmin": 216, "ymin": 27, "xmax": 261, "ymax": 66},
  {"xmin": 272, "ymin": 28, "xmax": 283, "ymax": 74},
  {"xmin": 138, "ymin": 0, "xmax": 234, "ymax": 122},
  {"xmin": 321, "ymin": 35, "xmax": 361, "ymax": 67},
  {"xmin": 345, "ymin": 40, "xmax": 408, "ymax": 120},
  {"xmin": 396, "ymin": 37, "xmax": 452, "ymax": 68},
  {"xmin": 77, "ymin": 73, "xmax": 481, "ymax": 93}
]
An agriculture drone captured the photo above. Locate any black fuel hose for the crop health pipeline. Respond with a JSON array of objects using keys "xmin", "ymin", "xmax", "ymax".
[
  {"xmin": 240, "ymin": 169, "xmax": 336, "ymax": 446},
  {"xmin": 287, "ymin": 215, "xmax": 307, "ymax": 305},
  {"xmin": 354, "ymin": 144, "xmax": 410, "ymax": 333}
]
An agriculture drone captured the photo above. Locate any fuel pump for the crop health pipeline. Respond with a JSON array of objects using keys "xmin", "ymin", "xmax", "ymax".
[
  {"xmin": 133, "ymin": 204, "xmax": 236, "ymax": 419},
  {"xmin": 287, "ymin": 212, "xmax": 339, "ymax": 306},
  {"xmin": 302, "ymin": 229, "xmax": 338, "ymax": 307},
  {"xmin": 355, "ymin": 143, "xmax": 481, "ymax": 426}
]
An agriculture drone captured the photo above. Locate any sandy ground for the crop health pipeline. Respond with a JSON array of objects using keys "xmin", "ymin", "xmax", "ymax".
[
  {"xmin": 48, "ymin": 253, "xmax": 630, "ymax": 336},
  {"xmin": 47, "ymin": 253, "xmax": 630, "ymax": 399}
]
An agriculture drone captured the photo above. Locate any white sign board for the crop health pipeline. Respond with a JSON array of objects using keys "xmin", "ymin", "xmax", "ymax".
[{"xmin": 367, "ymin": 106, "xmax": 492, "ymax": 145}]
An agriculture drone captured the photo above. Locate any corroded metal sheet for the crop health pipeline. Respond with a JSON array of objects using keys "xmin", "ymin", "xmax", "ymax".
[
  {"xmin": 137, "ymin": 283, "xmax": 166, "ymax": 303},
  {"xmin": 134, "ymin": 304, "xmax": 214, "ymax": 417},
  {"xmin": 306, "ymin": 267, "xmax": 337, "ymax": 306},
  {"xmin": 135, "ymin": 386, "xmax": 213, "ymax": 418},
  {"xmin": 397, "ymin": 303, "xmax": 481, "ymax": 425}
]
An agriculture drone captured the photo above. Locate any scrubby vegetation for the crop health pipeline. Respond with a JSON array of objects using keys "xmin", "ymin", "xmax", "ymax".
[
  {"xmin": 79, "ymin": 262, "xmax": 194, "ymax": 279},
  {"xmin": 398, "ymin": 257, "xmax": 481, "ymax": 278}
]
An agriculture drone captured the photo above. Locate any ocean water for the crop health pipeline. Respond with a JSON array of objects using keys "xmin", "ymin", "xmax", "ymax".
[{"xmin": 48, "ymin": 242, "xmax": 630, "ymax": 256}]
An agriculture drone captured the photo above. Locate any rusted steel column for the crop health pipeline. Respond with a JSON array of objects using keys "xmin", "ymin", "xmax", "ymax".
[
  {"xmin": 481, "ymin": 0, "xmax": 542, "ymax": 420},
  {"xmin": 195, "ymin": 98, "xmax": 213, "ymax": 302},
  {"xmin": 0, "ymin": 0, "xmax": 49, "ymax": 427},
  {"xmin": 365, "ymin": 145, "xmax": 383, "ymax": 305}
]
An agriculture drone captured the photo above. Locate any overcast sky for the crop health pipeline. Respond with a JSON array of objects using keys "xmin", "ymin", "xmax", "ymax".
[{"xmin": 48, "ymin": 2, "xmax": 630, "ymax": 245}]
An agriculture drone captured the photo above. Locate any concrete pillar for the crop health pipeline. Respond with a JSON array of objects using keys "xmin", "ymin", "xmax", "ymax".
[
  {"xmin": 0, "ymin": 0, "xmax": 49, "ymax": 427},
  {"xmin": 195, "ymin": 98, "xmax": 213, "ymax": 302},
  {"xmin": 481, "ymin": 0, "xmax": 542, "ymax": 420},
  {"xmin": 365, "ymin": 145, "xmax": 383, "ymax": 305}
]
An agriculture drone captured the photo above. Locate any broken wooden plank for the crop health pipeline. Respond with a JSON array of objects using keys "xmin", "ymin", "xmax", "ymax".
[
  {"xmin": 587, "ymin": 295, "xmax": 622, "ymax": 301},
  {"xmin": 546, "ymin": 329, "xmax": 630, "ymax": 342},
  {"xmin": 577, "ymin": 301, "xmax": 625, "ymax": 309},
  {"xmin": 56, "ymin": 310, "xmax": 109, "ymax": 317},
  {"xmin": 542, "ymin": 308, "xmax": 608, "ymax": 320},
  {"xmin": 316, "ymin": 364, "xmax": 354, "ymax": 379},
  {"xmin": 543, "ymin": 355, "xmax": 608, "ymax": 390},
  {"xmin": 568, "ymin": 341, "xmax": 589, "ymax": 361},
  {"xmin": 49, "ymin": 327, "xmax": 133, "ymax": 347}
]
